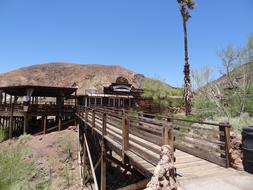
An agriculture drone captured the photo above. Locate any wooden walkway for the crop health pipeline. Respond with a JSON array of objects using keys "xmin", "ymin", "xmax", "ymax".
[{"xmin": 76, "ymin": 106, "xmax": 237, "ymax": 189}]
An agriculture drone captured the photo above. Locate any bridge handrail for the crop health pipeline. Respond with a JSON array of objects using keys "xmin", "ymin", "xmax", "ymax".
[{"xmin": 76, "ymin": 105, "xmax": 231, "ymax": 168}]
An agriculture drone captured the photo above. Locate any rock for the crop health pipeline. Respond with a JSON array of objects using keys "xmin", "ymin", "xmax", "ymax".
[
  {"xmin": 229, "ymin": 134, "xmax": 244, "ymax": 170},
  {"xmin": 144, "ymin": 145, "xmax": 180, "ymax": 190}
]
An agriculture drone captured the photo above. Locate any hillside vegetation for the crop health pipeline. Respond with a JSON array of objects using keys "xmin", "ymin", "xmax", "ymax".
[{"xmin": 192, "ymin": 36, "xmax": 253, "ymax": 133}]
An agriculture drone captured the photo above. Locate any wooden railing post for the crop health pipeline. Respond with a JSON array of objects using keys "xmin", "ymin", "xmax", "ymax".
[
  {"xmin": 85, "ymin": 107, "xmax": 88, "ymax": 123},
  {"xmin": 92, "ymin": 109, "xmax": 95, "ymax": 129},
  {"xmin": 23, "ymin": 112, "xmax": 28, "ymax": 135},
  {"xmin": 122, "ymin": 111, "xmax": 129, "ymax": 161},
  {"xmin": 219, "ymin": 122, "xmax": 231, "ymax": 168},
  {"xmin": 43, "ymin": 116, "xmax": 47, "ymax": 135},
  {"xmin": 102, "ymin": 113, "xmax": 107, "ymax": 136},
  {"xmin": 82, "ymin": 106, "xmax": 85, "ymax": 118},
  {"xmin": 162, "ymin": 119, "xmax": 174, "ymax": 160}
]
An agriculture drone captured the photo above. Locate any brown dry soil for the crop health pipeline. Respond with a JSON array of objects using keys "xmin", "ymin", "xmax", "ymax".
[
  {"xmin": 27, "ymin": 128, "xmax": 82, "ymax": 190},
  {"xmin": 0, "ymin": 127, "xmax": 83, "ymax": 190},
  {"xmin": 0, "ymin": 127, "xmax": 145, "ymax": 190}
]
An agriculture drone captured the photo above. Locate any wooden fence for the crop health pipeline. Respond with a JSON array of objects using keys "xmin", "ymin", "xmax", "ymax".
[{"xmin": 77, "ymin": 106, "xmax": 231, "ymax": 169}]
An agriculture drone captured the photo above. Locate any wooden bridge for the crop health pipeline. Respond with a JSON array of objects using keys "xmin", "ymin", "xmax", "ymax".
[{"xmin": 76, "ymin": 106, "xmax": 234, "ymax": 190}]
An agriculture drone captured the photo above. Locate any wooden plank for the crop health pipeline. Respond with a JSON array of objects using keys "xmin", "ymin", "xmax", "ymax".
[
  {"xmin": 125, "ymin": 150, "xmax": 154, "ymax": 178},
  {"xmin": 175, "ymin": 133, "xmax": 225, "ymax": 155},
  {"xmin": 175, "ymin": 144, "xmax": 226, "ymax": 167},
  {"xmin": 129, "ymin": 124, "xmax": 162, "ymax": 146}
]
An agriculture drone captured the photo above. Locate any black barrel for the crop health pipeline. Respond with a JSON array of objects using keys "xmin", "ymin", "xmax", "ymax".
[{"xmin": 242, "ymin": 126, "xmax": 253, "ymax": 173}]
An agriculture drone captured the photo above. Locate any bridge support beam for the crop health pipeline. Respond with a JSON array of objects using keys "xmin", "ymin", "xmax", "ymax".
[{"xmin": 101, "ymin": 113, "xmax": 107, "ymax": 190}]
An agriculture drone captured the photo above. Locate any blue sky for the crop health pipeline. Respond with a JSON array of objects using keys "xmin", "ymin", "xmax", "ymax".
[{"xmin": 0, "ymin": 0, "xmax": 252, "ymax": 87}]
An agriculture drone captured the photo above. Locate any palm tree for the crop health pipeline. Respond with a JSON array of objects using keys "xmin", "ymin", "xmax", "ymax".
[{"xmin": 177, "ymin": 0, "xmax": 195, "ymax": 116}]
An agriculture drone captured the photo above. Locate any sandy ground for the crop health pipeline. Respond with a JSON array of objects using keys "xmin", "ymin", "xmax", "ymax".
[{"xmin": 26, "ymin": 126, "xmax": 85, "ymax": 190}]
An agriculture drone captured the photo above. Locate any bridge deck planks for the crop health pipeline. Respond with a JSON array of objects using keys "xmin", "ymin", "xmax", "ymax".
[{"xmin": 175, "ymin": 150, "xmax": 231, "ymax": 181}]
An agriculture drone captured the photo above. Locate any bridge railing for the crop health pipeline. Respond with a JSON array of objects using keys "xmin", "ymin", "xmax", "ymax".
[
  {"xmin": 76, "ymin": 106, "xmax": 231, "ymax": 168},
  {"xmin": 76, "ymin": 106, "xmax": 174, "ymax": 166},
  {"xmin": 127, "ymin": 111, "xmax": 231, "ymax": 168}
]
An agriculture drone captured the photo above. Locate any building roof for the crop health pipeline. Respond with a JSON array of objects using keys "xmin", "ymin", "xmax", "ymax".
[{"xmin": 0, "ymin": 85, "xmax": 77, "ymax": 97}]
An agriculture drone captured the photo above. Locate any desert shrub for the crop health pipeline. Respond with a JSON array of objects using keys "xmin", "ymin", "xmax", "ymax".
[
  {"xmin": 0, "ymin": 128, "xmax": 9, "ymax": 142},
  {"xmin": 0, "ymin": 128, "xmax": 5, "ymax": 142},
  {"xmin": 142, "ymin": 78, "xmax": 183, "ymax": 109},
  {"xmin": 168, "ymin": 97, "xmax": 184, "ymax": 108},
  {"xmin": 0, "ymin": 134, "xmax": 52, "ymax": 190},
  {"xmin": 192, "ymin": 95, "xmax": 216, "ymax": 120},
  {"xmin": 244, "ymin": 86, "xmax": 253, "ymax": 116},
  {"xmin": 127, "ymin": 108, "xmax": 138, "ymax": 119},
  {"xmin": 208, "ymin": 113, "xmax": 253, "ymax": 134},
  {"xmin": 0, "ymin": 140, "xmax": 35, "ymax": 190}
]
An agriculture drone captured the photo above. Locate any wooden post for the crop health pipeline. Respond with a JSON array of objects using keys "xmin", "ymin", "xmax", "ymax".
[
  {"xmin": 163, "ymin": 120, "xmax": 174, "ymax": 160},
  {"xmin": 75, "ymin": 90, "xmax": 77, "ymax": 108},
  {"xmin": 23, "ymin": 113, "xmax": 28, "ymax": 134},
  {"xmin": 43, "ymin": 116, "xmax": 47, "ymax": 135},
  {"xmin": 4, "ymin": 93, "xmax": 6, "ymax": 104},
  {"xmin": 219, "ymin": 122, "xmax": 231, "ymax": 168},
  {"xmin": 82, "ymin": 132, "xmax": 87, "ymax": 184},
  {"xmin": 41, "ymin": 116, "xmax": 44, "ymax": 133},
  {"xmin": 92, "ymin": 109, "xmax": 95, "ymax": 129},
  {"xmin": 100, "ymin": 140, "xmax": 106, "ymax": 190},
  {"xmin": 85, "ymin": 107, "xmax": 88, "ymax": 123},
  {"xmin": 122, "ymin": 111, "xmax": 129, "ymax": 161},
  {"xmin": 78, "ymin": 123, "xmax": 87, "ymax": 184},
  {"xmin": 58, "ymin": 115, "xmax": 62, "ymax": 131},
  {"xmin": 9, "ymin": 96, "xmax": 13, "ymax": 138},
  {"xmin": 82, "ymin": 106, "xmax": 84, "ymax": 118},
  {"xmin": 102, "ymin": 113, "xmax": 107, "ymax": 136}
]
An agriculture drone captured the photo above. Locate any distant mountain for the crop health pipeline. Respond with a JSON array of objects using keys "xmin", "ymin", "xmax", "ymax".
[
  {"xmin": 199, "ymin": 62, "xmax": 253, "ymax": 93},
  {"xmin": 0, "ymin": 62, "xmax": 173, "ymax": 95}
]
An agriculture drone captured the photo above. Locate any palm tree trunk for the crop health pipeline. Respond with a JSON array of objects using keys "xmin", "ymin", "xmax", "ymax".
[{"xmin": 183, "ymin": 16, "xmax": 192, "ymax": 116}]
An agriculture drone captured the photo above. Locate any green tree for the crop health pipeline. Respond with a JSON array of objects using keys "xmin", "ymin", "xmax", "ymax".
[
  {"xmin": 142, "ymin": 78, "xmax": 183, "ymax": 111},
  {"xmin": 177, "ymin": 0, "xmax": 196, "ymax": 116},
  {"xmin": 192, "ymin": 35, "xmax": 253, "ymax": 119}
]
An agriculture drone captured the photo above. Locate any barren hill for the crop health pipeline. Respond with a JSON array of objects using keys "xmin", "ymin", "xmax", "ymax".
[{"xmin": 0, "ymin": 62, "xmax": 147, "ymax": 95}]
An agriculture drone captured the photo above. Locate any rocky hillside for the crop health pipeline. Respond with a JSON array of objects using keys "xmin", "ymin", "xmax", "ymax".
[
  {"xmin": 211, "ymin": 62, "xmax": 253, "ymax": 89},
  {"xmin": 0, "ymin": 62, "xmax": 147, "ymax": 95},
  {"xmin": 198, "ymin": 62, "xmax": 253, "ymax": 93}
]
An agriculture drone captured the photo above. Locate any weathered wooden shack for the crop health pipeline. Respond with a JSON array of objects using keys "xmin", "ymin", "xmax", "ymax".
[{"xmin": 0, "ymin": 85, "xmax": 77, "ymax": 137}]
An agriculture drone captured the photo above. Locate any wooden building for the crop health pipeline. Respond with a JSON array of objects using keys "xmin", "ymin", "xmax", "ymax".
[
  {"xmin": 76, "ymin": 77, "xmax": 143, "ymax": 109},
  {"xmin": 0, "ymin": 85, "xmax": 77, "ymax": 138}
]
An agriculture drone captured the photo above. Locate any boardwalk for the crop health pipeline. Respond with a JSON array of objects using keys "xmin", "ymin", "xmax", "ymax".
[{"xmin": 76, "ymin": 106, "xmax": 253, "ymax": 189}]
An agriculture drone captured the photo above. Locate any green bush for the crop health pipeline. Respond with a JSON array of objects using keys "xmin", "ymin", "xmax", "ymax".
[
  {"xmin": 0, "ymin": 135, "xmax": 51, "ymax": 190},
  {"xmin": 192, "ymin": 95, "xmax": 216, "ymax": 120},
  {"xmin": 0, "ymin": 142, "xmax": 35, "ymax": 190},
  {"xmin": 245, "ymin": 86, "xmax": 253, "ymax": 116},
  {"xmin": 0, "ymin": 128, "xmax": 8, "ymax": 142}
]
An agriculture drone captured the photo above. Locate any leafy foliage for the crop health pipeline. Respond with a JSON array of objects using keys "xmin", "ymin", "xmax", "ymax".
[
  {"xmin": 142, "ymin": 78, "xmax": 183, "ymax": 109},
  {"xmin": 0, "ymin": 135, "xmax": 51, "ymax": 190},
  {"xmin": 0, "ymin": 139, "xmax": 35, "ymax": 190},
  {"xmin": 192, "ymin": 95, "xmax": 216, "ymax": 120},
  {"xmin": 192, "ymin": 35, "xmax": 253, "ymax": 129}
]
